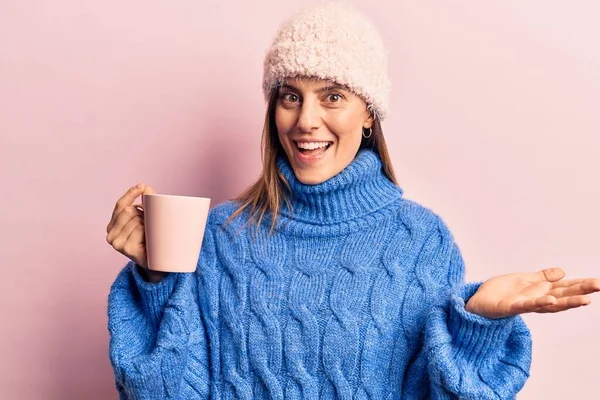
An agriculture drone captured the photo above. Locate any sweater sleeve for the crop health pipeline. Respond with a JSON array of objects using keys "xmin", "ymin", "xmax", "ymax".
[
  {"xmin": 107, "ymin": 257, "xmax": 211, "ymax": 399},
  {"xmin": 401, "ymin": 215, "xmax": 532, "ymax": 400}
]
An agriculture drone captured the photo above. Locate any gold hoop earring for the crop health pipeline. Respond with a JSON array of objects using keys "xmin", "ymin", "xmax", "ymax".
[{"xmin": 362, "ymin": 127, "xmax": 372, "ymax": 139}]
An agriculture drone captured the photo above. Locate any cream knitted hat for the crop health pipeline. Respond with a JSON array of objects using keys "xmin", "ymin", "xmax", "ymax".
[{"xmin": 262, "ymin": 1, "xmax": 391, "ymax": 120}]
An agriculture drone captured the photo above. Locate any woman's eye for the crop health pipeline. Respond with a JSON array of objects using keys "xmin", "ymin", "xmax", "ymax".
[
  {"xmin": 282, "ymin": 93, "xmax": 299, "ymax": 102},
  {"xmin": 327, "ymin": 93, "xmax": 342, "ymax": 102}
]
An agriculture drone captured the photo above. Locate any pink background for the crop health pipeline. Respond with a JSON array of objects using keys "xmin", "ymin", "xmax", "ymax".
[{"xmin": 1, "ymin": 0, "xmax": 598, "ymax": 398}]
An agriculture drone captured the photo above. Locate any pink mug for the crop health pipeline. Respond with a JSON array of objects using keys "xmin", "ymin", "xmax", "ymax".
[{"xmin": 141, "ymin": 193, "xmax": 211, "ymax": 273}]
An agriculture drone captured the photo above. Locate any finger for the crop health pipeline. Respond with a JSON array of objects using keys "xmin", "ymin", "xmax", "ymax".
[
  {"xmin": 122, "ymin": 214, "xmax": 145, "ymax": 246},
  {"xmin": 126, "ymin": 218, "xmax": 146, "ymax": 245},
  {"xmin": 536, "ymin": 267, "xmax": 565, "ymax": 283},
  {"xmin": 510, "ymin": 295, "xmax": 558, "ymax": 315},
  {"xmin": 123, "ymin": 221, "xmax": 146, "ymax": 261},
  {"xmin": 107, "ymin": 184, "xmax": 145, "ymax": 233},
  {"xmin": 535, "ymin": 295, "xmax": 591, "ymax": 313},
  {"xmin": 106, "ymin": 206, "xmax": 144, "ymax": 245},
  {"xmin": 111, "ymin": 215, "xmax": 144, "ymax": 251},
  {"xmin": 549, "ymin": 279, "xmax": 585, "ymax": 289},
  {"xmin": 550, "ymin": 278, "xmax": 600, "ymax": 298},
  {"xmin": 583, "ymin": 278, "xmax": 600, "ymax": 293},
  {"xmin": 107, "ymin": 185, "xmax": 155, "ymax": 233}
]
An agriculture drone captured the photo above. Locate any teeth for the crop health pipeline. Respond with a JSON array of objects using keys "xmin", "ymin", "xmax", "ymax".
[{"xmin": 296, "ymin": 141, "xmax": 331, "ymax": 150}]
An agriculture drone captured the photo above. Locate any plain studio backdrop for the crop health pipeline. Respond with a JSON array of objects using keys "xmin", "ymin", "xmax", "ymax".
[{"xmin": 1, "ymin": 0, "xmax": 598, "ymax": 398}]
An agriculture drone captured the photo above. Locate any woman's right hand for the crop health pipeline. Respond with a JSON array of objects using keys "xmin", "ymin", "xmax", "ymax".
[{"xmin": 106, "ymin": 184, "xmax": 167, "ymax": 283}]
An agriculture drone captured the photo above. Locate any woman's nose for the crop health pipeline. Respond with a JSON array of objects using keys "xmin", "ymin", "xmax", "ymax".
[{"xmin": 296, "ymin": 100, "xmax": 322, "ymax": 133}]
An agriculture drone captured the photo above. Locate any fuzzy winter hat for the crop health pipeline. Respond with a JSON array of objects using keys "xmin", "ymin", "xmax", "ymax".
[{"xmin": 262, "ymin": 1, "xmax": 391, "ymax": 121}]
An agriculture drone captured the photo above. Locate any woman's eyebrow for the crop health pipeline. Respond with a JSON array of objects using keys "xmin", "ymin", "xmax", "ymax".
[
  {"xmin": 280, "ymin": 83, "xmax": 347, "ymax": 93},
  {"xmin": 280, "ymin": 83, "xmax": 299, "ymax": 92},
  {"xmin": 316, "ymin": 84, "xmax": 347, "ymax": 93}
]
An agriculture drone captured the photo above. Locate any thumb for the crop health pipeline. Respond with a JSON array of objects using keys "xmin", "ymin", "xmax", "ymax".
[
  {"xmin": 536, "ymin": 267, "xmax": 565, "ymax": 283},
  {"xmin": 134, "ymin": 185, "xmax": 157, "ymax": 210},
  {"xmin": 143, "ymin": 185, "xmax": 156, "ymax": 195}
]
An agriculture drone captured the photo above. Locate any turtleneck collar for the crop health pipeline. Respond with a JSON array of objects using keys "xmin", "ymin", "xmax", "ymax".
[{"xmin": 276, "ymin": 149, "xmax": 404, "ymax": 226}]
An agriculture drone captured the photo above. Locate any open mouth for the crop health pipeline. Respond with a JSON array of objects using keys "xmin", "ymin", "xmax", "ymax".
[{"xmin": 294, "ymin": 141, "xmax": 333, "ymax": 157}]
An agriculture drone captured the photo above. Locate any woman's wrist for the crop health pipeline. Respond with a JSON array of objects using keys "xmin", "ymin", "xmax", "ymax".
[{"xmin": 136, "ymin": 263, "xmax": 168, "ymax": 283}]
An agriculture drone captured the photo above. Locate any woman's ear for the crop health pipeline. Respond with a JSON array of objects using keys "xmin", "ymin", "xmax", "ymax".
[{"xmin": 363, "ymin": 105, "xmax": 375, "ymax": 129}]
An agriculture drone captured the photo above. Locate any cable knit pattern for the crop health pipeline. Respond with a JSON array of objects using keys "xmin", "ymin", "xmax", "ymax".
[
  {"xmin": 321, "ymin": 227, "xmax": 383, "ymax": 399},
  {"xmin": 249, "ymin": 231, "xmax": 286, "ymax": 399},
  {"xmin": 108, "ymin": 149, "xmax": 532, "ymax": 399}
]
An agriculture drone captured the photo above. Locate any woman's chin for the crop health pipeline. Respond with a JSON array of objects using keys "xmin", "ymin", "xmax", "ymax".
[{"xmin": 293, "ymin": 168, "xmax": 332, "ymax": 185}]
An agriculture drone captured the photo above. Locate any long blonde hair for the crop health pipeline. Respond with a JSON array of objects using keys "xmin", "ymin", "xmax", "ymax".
[{"xmin": 226, "ymin": 87, "xmax": 399, "ymax": 235}]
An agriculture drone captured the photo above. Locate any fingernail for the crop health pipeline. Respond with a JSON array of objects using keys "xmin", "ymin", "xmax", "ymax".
[{"xmin": 136, "ymin": 183, "xmax": 144, "ymax": 189}]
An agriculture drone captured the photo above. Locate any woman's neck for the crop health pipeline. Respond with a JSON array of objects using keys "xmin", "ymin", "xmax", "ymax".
[{"xmin": 276, "ymin": 149, "xmax": 404, "ymax": 230}]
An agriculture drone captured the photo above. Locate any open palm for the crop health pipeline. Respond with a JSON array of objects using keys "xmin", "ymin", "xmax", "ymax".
[{"xmin": 465, "ymin": 267, "xmax": 600, "ymax": 319}]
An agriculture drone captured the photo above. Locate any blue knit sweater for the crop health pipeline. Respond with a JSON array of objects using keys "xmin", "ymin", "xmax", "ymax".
[{"xmin": 108, "ymin": 149, "xmax": 532, "ymax": 399}]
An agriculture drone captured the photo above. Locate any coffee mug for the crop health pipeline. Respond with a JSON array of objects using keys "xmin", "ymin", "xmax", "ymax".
[{"xmin": 141, "ymin": 193, "xmax": 211, "ymax": 273}]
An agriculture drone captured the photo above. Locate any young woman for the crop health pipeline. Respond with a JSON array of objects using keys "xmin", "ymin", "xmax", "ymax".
[{"xmin": 106, "ymin": 2, "xmax": 599, "ymax": 399}]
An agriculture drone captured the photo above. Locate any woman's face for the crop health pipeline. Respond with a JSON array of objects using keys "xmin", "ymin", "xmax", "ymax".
[{"xmin": 275, "ymin": 77, "xmax": 374, "ymax": 185}]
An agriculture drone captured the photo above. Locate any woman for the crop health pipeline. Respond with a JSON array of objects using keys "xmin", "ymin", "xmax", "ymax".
[{"xmin": 106, "ymin": 2, "xmax": 599, "ymax": 399}]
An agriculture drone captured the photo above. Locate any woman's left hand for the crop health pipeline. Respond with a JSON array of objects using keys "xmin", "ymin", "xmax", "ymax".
[{"xmin": 465, "ymin": 267, "xmax": 600, "ymax": 319}]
